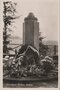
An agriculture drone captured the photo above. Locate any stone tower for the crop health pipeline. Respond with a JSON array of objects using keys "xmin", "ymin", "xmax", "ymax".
[{"xmin": 23, "ymin": 12, "xmax": 39, "ymax": 51}]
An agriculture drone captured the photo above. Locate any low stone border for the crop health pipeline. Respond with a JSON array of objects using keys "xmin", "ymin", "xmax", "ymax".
[{"xmin": 3, "ymin": 76, "xmax": 58, "ymax": 84}]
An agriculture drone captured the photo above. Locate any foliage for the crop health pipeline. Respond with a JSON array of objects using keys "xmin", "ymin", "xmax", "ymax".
[
  {"xmin": 3, "ymin": 1, "xmax": 19, "ymax": 54},
  {"xmin": 3, "ymin": 52, "xmax": 55, "ymax": 78},
  {"xmin": 40, "ymin": 57, "xmax": 55, "ymax": 75},
  {"xmin": 39, "ymin": 32, "xmax": 48, "ymax": 57},
  {"xmin": 39, "ymin": 42, "xmax": 48, "ymax": 57}
]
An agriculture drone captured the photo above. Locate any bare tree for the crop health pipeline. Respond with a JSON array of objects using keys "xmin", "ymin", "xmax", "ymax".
[{"xmin": 39, "ymin": 32, "xmax": 48, "ymax": 57}]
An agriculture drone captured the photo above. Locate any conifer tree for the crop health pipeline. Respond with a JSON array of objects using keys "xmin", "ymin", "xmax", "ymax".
[{"xmin": 3, "ymin": 1, "xmax": 19, "ymax": 54}]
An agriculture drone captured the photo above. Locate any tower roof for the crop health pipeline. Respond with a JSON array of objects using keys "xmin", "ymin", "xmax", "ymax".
[
  {"xmin": 28, "ymin": 12, "xmax": 35, "ymax": 18},
  {"xmin": 24, "ymin": 12, "xmax": 37, "ymax": 21}
]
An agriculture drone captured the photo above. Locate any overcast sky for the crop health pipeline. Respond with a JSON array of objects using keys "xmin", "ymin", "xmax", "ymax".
[{"xmin": 3, "ymin": 0, "xmax": 58, "ymax": 41}]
